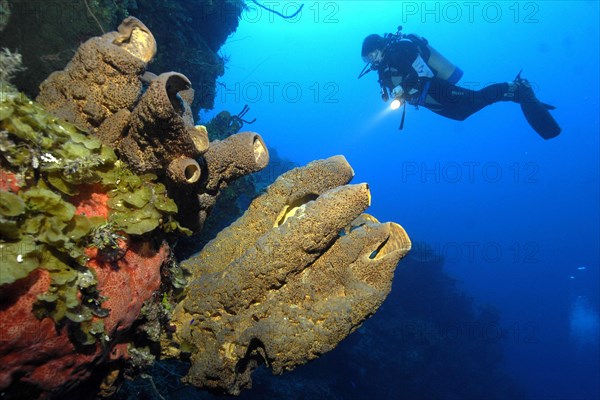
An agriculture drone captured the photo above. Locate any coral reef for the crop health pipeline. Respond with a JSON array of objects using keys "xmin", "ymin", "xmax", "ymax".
[
  {"xmin": 0, "ymin": 0, "xmax": 242, "ymax": 113},
  {"xmin": 35, "ymin": 17, "xmax": 269, "ymax": 232},
  {"xmin": 168, "ymin": 156, "xmax": 412, "ymax": 394},
  {"xmin": 2, "ymin": 14, "xmax": 413, "ymax": 400},
  {"xmin": 0, "ymin": 90, "xmax": 181, "ymax": 398}
]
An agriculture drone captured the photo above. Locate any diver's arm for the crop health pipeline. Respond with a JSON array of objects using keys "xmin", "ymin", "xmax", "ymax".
[{"xmin": 382, "ymin": 40, "xmax": 420, "ymax": 94}]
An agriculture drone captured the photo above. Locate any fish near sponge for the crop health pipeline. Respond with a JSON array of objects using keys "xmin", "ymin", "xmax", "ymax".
[{"xmin": 168, "ymin": 156, "xmax": 411, "ymax": 394}]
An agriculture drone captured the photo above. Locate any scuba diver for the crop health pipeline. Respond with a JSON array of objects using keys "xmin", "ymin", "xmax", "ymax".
[{"xmin": 359, "ymin": 27, "xmax": 561, "ymax": 139}]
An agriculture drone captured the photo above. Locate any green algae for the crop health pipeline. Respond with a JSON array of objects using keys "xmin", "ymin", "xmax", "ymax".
[
  {"xmin": 0, "ymin": 93, "xmax": 188, "ymax": 344},
  {"xmin": 0, "ymin": 190, "xmax": 24, "ymax": 216}
]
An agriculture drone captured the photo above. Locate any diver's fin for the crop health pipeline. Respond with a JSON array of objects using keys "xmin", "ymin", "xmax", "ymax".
[
  {"xmin": 514, "ymin": 69, "xmax": 523, "ymax": 82},
  {"xmin": 520, "ymin": 99, "xmax": 561, "ymax": 139},
  {"xmin": 540, "ymin": 102, "xmax": 556, "ymax": 110},
  {"xmin": 513, "ymin": 69, "xmax": 561, "ymax": 139}
]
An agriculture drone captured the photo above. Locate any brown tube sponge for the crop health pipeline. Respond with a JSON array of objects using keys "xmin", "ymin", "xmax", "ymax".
[
  {"xmin": 94, "ymin": 108, "xmax": 131, "ymax": 147},
  {"xmin": 108, "ymin": 16, "xmax": 157, "ymax": 63},
  {"xmin": 182, "ymin": 155, "xmax": 355, "ymax": 276},
  {"xmin": 36, "ymin": 17, "xmax": 155, "ymax": 130},
  {"xmin": 202, "ymin": 131, "xmax": 269, "ymax": 192},
  {"xmin": 253, "ymin": 215, "xmax": 411, "ymax": 375},
  {"xmin": 183, "ymin": 183, "xmax": 371, "ymax": 317},
  {"xmin": 121, "ymin": 72, "xmax": 208, "ymax": 175},
  {"xmin": 167, "ymin": 157, "xmax": 202, "ymax": 184},
  {"xmin": 167, "ymin": 158, "xmax": 411, "ymax": 395},
  {"xmin": 170, "ymin": 131, "xmax": 270, "ymax": 231}
]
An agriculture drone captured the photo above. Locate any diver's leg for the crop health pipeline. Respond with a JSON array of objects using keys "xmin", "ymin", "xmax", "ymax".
[
  {"xmin": 426, "ymin": 78, "xmax": 560, "ymax": 138},
  {"xmin": 424, "ymin": 81, "xmax": 509, "ymax": 121}
]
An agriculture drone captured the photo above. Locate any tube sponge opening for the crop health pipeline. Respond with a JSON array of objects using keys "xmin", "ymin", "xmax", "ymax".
[
  {"xmin": 253, "ymin": 135, "xmax": 269, "ymax": 169},
  {"xmin": 191, "ymin": 125, "xmax": 209, "ymax": 154},
  {"xmin": 369, "ymin": 222, "xmax": 411, "ymax": 260},
  {"xmin": 164, "ymin": 73, "xmax": 192, "ymax": 116},
  {"xmin": 274, "ymin": 193, "xmax": 319, "ymax": 227},
  {"xmin": 112, "ymin": 17, "xmax": 157, "ymax": 63},
  {"xmin": 168, "ymin": 157, "xmax": 201, "ymax": 184}
]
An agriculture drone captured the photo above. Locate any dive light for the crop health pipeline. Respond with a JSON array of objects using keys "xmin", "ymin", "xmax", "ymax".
[{"xmin": 390, "ymin": 85, "xmax": 404, "ymax": 110}]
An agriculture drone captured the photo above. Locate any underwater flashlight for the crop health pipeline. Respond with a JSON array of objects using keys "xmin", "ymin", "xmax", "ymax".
[
  {"xmin": 390, "ymin": 98, "xmax": 402, "ymax": 110},
  {"xmin": 389, "ymin": 85, "xmax": 404, "ymax": 111}
]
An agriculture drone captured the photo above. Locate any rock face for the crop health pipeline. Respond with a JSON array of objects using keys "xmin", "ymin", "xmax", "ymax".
[{"xmin": 169, "ymin": 156, "xmax": 412, "ymax": 394}]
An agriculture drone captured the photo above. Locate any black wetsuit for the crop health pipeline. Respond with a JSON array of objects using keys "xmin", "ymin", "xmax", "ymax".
[{"xmin": 376, "ymin": 39, "xmax": 514, "ymax": 121}]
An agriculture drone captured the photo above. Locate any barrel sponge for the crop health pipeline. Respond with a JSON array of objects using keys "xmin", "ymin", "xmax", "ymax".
[
  {"xmin": 36, "ymin": 17, "xmax": 155, "ymax": 130},
  {"xmin": 168, "ymin": 158, "xmax": 411, "ymax": 394}
]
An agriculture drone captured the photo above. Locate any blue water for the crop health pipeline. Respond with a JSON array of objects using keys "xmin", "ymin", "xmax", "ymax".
[{"xmin": 203, "ymin": 1, "xmax": 599, "ymax": 399}]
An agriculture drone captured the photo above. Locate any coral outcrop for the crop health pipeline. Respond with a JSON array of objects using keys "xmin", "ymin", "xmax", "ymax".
[
  {"xmin": 36, "ymin": 17, "xmax": 269, "ymax": 232},
  {"xmin": 0, "ymin": 92, "xmax": 176, "ymax": 398},
  {"xmin": 0, "ymin": 0, "xmax": 242, "ymax": 113},
  {"xmin": 168, "ymin": 156, "xmax": 412, "ymax": 394},
  {"xmin": 36, "ymin": 17, "xmax": 156, "ymax": 132}
]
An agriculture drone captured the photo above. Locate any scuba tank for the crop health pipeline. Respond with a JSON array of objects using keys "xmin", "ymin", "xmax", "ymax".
[
  {"xmin": 426, "ymin": 44, "xmax": 463, "ymax": 84},
  {"xmin": 399, "ymin": 30, "xmax": 463, "ymax": 84}
]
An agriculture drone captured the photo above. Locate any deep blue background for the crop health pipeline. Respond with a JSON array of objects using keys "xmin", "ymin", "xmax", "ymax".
[{"xmin": 204, "ymin": 2, "xmax": 599, "ymax": 399}]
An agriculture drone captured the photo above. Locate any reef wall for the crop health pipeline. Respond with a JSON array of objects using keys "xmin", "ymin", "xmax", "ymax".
[
  {"xmin": 0, "ymin": 16, "xmax": 265, "ymax": 398},
  {"xmin": 0, "ymin": 92, "xmax": 175, "ymax": 399},
  {"xmin": 1, "ymin": 16, "xmax": 412, "ymax": 399}
]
